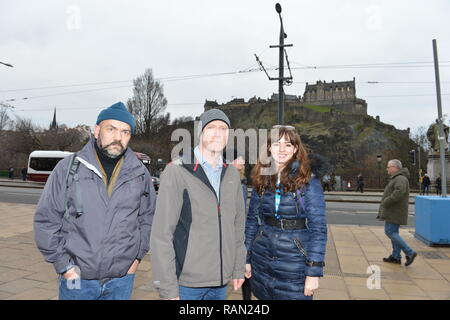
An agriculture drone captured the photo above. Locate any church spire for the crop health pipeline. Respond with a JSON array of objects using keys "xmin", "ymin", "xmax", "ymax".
[{"xmin": 50, "ymin": 107, "xmax": 57, "ymax": 130}]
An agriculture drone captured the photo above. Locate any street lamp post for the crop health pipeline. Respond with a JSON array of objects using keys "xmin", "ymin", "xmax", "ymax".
[
  {"xmin": 432, "ymin": 39, "xmax": 447, "ymax": 197},
  {"xmin": 276, "ymin": 4, "xmax": 285, "ymax": 125},
  {"xmin": 254, "ymin": 4, "xmax": 293, "ymax": 125},
  {"xmin": 268, "ymin": 3, "xmax": 293, "ymax": 125}
]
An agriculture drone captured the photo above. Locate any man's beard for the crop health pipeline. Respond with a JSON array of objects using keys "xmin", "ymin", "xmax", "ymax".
[{"xmin": 97, "ymin": 137, "xmax": 125, "ymax": 159}]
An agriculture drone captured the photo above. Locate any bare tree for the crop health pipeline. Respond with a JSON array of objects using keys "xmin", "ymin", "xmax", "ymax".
[
  {"xmin": 13, "ymin": 115, "xmax": 40, "ymax": 154},
  {"xmin": 127, "ymin": 69, "xmax": 168, "ymax": 137},
  {"xmin": 411, "ymin": 126, "xmax": 430, "ymax": 152},
  {"xmin": 0, "ymin": 102, "xmax": 13, "ymax": 131},
  {"xmin": 37, "ymin": 127, "xmax": 84, "ymax": 151}
]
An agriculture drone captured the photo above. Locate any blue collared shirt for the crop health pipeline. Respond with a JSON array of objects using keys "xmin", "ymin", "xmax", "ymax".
[{"xmin": 194, "ymin": 146, "xmax": 223, "ymax": 201}]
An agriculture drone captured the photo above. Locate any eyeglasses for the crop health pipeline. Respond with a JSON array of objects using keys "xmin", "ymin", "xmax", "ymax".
[{"xmin": 272, "ymin": 125, "xmax": 295, "ymax": 130}]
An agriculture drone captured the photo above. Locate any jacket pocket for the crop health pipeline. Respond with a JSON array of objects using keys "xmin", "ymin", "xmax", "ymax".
[{"xmin": 293, "ymin": 237, "xmax": 307, "ymax": 257}]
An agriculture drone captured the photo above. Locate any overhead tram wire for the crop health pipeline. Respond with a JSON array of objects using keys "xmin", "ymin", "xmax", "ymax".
[
  {"xmin": 2, "ymin": 60, "xmax": 450, "ymax": 103},
  {"xmin": 11, "ymin": 102, "xmax": 205, "ymax": 112},
  {"xmin": 2, "ymin": 59, "xmax": 450, "ymax": 94}
]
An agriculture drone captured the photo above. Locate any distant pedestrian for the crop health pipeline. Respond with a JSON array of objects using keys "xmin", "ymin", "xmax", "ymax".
[
  {"xmin": 435, "ymin": 177, "xmax": 442, "ymax": 195},
  {"xmin": 330, "ymin": 174, "xmax": 336, "ymax": 191},
  {"xmin": 418, "ymin": 174, "xmax": 424, "ymax": 194},
  {"xmin": 8, "ymin": 167, "xmax": 14, "ymax": 179},
  {"xmin": 322, "ymin": 174, "xmax": 331, "ymax": 192},
  {"xmin": 21, "ymin": 167, "xmax": 27, "ymax": 181},
  {"xmin": 356, "ymin": 173, "xmax": 364, "ymax": 193},
  {"xmin": 377, "ymin": 159, "xmax": 417, "ymax": 267},
  {"xmin": 346, "ymin": 180, "xmax": 352, "ymax": 192},
  {"xmin": 422, "ymin": 174, "xmax": 431, "ymax": 195}
]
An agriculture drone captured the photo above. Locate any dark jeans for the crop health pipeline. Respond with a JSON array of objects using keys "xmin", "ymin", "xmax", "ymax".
[
  {"xmin": 384, "ymin": 222, "xmax": 415, "ymax": 260},
  {"xmin": 59, "ymin": 273, "xmax": 135, "ymax": 300},
  {"xmin": 179, "ymin": 285, "xmax": 228, "ymax": 300}
]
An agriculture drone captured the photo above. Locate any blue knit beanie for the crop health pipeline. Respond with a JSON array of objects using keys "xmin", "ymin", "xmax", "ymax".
[{"xmin": 96, "ymin": 102, "xmax": 135, "ymax": 134}]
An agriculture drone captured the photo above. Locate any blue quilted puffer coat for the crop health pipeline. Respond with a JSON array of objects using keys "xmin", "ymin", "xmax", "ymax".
[{"xmin": 245, "ymin": 155, "xmax": 328, "ymax": 300}]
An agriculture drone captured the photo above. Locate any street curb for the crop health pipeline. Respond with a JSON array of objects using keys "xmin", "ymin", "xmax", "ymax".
[
  {"xmin": 0, "ymin": 183, "xmax": 44, "ymax": 189},
  {"xmin": 325, "ymin": 199, "xmax": 415, "ymax": 204},
  {"xmin": 0, "ymin": 185, "xmax": 415, "ymax": 204}
]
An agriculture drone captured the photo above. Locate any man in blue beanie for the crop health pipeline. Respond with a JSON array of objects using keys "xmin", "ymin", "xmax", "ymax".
[{"xmin": 34, "ymin": 102, "xmax": 156, "ymax": 300}]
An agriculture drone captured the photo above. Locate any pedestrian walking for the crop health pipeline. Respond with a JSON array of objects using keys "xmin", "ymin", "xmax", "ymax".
[
  {"xmin": 419, "ymin": 173, "xmax": 424, "ymax": 195},
  {"xmin": 245, "ymin": 125, "xmax": 328, "ymax": 300},
  {"xmin": 150, "ymin": 109, "xmax": 246, "ymax": 300},
  {"xmin": 322, "ymin": 174, "xmax": 331, "ymax": 192},
  {"xmin": 34, "ymin": 102, "xmax": 156, "ymax": 300},
  {"xmin": 346, "ymin": 180, "xmax": 352, "ymax": 191},
  {"xmin": 377, "ymin": 159, "xmax": 417, "ymax": 266},
  {"xmin": 21, "ymin": 167, "xmax": 27, "ymax": 181},
  {"xmin": 436, "ymin": 177, "xmax": 442, "ymax": 195},
  {"xmin": 330, "ymin": 173, "xmax": 336, "ymax": 191},
  {"xmin": 356, "ymin": 173, "xmax": 364, "ymax": 193},
  {"xmin": 422, "ymin": 174, "xmax": 431, "ymax": 195}
]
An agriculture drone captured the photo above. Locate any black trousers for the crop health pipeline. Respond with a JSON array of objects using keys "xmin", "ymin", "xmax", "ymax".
[{"xmin": 242, "ymin": 278, "xmax": 252, "ymax": 300}]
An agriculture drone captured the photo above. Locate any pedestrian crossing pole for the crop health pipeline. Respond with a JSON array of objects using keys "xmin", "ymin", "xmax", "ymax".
[{"xmin": 432, "ymin": 39, "xmax": 447, "ymax": 197}]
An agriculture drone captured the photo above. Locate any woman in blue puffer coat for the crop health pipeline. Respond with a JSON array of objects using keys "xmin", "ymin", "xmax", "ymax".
[{"xmin": 245, "ymin": 125, "xmax": 328, "ymax": 300}]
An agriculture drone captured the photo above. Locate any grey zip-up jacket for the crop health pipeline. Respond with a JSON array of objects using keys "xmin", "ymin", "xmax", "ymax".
[
  {"xmin": 150, "ymin": 151, "xmax": 247, "ymax": 299},
  {"xmin": 34, "ymin": 138, "xmax": 156, "ymax": 281}
]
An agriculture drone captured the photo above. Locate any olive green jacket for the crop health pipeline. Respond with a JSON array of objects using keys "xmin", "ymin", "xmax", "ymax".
[{"xmin": 377, "ymin": 168, "xmax": 410, "ymax": 225}]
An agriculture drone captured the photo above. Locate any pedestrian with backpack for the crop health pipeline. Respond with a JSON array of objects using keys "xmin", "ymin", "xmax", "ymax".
[
  {"xmin": 245, "ymin": 125, "xmax": 328, "ymax": 300},
  {"xmin": 34, "ymin": 102, "xmax": 156, "ymax": 300}
]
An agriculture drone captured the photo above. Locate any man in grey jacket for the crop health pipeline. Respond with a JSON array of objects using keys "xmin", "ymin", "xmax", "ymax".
[
  {"xmin": 34, "ymin": 102, "xmax": 156, "ymax": 300},
  {"xmin": 150, "ymin": 109, "xmax": 246, "ymax": 300}
]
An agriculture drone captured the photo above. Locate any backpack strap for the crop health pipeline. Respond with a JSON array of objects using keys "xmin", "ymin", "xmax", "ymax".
[{"xmin": 64, "ymin": 153, "xmax": 83, "ymax": 219}]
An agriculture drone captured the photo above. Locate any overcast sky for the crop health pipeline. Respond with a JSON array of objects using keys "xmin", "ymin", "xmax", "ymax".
[{"xmin": 1, "ymin": 0, "xmax": 450, "ymax": 133}]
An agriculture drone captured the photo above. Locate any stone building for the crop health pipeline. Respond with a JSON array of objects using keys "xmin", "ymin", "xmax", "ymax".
[{"xmin": 302, "ymin": 78, "xmax": 367, "ymax": 115}]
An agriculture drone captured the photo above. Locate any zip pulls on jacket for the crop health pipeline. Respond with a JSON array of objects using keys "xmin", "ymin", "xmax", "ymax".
[
  {"xmin": 274, "ymin": 172, "xmax": 282, "ymax": 220},
  {"xmin": 192, "ymin": 159, "xmax": 226, "ymax": 286}
]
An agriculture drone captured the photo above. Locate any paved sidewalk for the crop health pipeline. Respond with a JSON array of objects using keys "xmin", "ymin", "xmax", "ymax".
[{"xmin": 0, "ymin": 202, "xmax": 449, "ymax": 300}]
